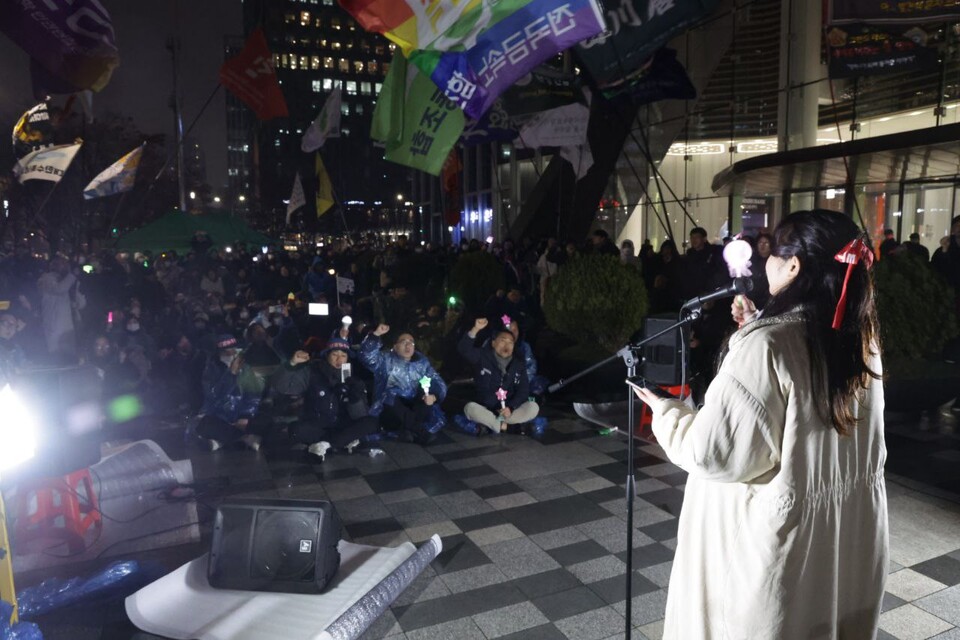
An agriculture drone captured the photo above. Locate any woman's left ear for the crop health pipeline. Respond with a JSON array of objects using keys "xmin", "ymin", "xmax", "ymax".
[{"xmin": 785, "ymin": 256, "xmax": 801, "ymax": 284}]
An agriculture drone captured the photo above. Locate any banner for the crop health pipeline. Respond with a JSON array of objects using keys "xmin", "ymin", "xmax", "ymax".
[
  {"xmin": 627, "ymin": 47, "xmax": 697, "ymax": 105},
  {"xmin": 12, "ymin": 103, "xmax": 53, "ymax": 158},
  {"xmin": 316, "ymin": 153, "xmax": 334, "ymax": 217},
  {"xmin": 828, "ymin": 0, "xmax": 960, "ymax": 24},
  {"xmin": 13, "ymin": 142, "xmax": 82, "ymax": 184},
  {"xmin": 287, "ymin": 172, "xmax": 305, "ymax": 225},
  {"xmin": 220, "ymin": 28, "xmax": 288, "ymax": 120},
  {"xmin": 516, "ymin": 102, "xmax": 590, "ymax": 149},
  {"xmin": 0, "ymin": 0, "xmax": 119, "ymax": 93},
  {"xmin": 371, "ymin": 53, "xmax": 465, "ymax": 176},
  {"xmin": 441, "ymin": 148, "xmax": 462, "ymax": 226},
  {"xmin": 83, "ymin": 144, "xmax": 144, "ymax": 200},
  {"xmin": 576, "ymin": 0, "xmax": 720, "ymax": 93},
  {"xmin": 342, "ymin": 0, "xmax": 605, "ymax": 119},
  {"xmin": 461, "ymin": 66, "xmax": 583, "ymax": 144},
  {"xmin": 302, "ymin": 87, "xmax": 342, "ymax": 152},
  {"xmin": 827, "ymin": 24, "xmax": 938, "ymax": 78}
]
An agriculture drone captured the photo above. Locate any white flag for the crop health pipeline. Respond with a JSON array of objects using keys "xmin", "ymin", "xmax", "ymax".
[
  {"xmin": 13, "ymin": 142, "xmax": 82, "ymax": 184},
  {"xmin": 336, "ymin": 276, "xmax": 355, "ymax": 295},
  {"xmin": 83, "ymin": 144, "xmax": 144, "ymax": 200},
  {"xmin": 301, "ymin": 87, "xmax": 341, "ymax": 153},
  {"xmin": 560, "ymin": 144, "xmax": 594, "ymax": 180},
  {"xmin": 286, "ymin": 172, "xmax": 306, "ymax": 225},
  {"xmin": 516, "ymin": 102, "xmax": 590, "ymax": 149}
]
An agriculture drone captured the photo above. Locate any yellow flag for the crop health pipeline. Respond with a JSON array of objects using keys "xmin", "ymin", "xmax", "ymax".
[{"xmin": 316, "ymin": 152, "xmax": 334, "ymax": 217}]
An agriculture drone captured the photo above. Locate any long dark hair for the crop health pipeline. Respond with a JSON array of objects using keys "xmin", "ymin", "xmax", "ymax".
[{"xmin": 762, "ymin": 210, "xmax": 881, "ymax": 435}]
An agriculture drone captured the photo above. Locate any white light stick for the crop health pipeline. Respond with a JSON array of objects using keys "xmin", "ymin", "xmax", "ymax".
[{"xmin": 723, "ymin": 239, "xmax": 753, "ymax": 278}]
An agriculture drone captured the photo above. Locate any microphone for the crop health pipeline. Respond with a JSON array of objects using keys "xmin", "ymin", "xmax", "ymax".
[{"xmin": 681, "ymin": 277, "xmax": 754, "ymax": 311}]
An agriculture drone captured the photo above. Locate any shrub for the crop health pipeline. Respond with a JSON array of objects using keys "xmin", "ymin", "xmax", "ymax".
[
  {"xmin": 873, "ymin": 251, "xmax": 959, "ymax": 360},
  {"xmin": 448, "ymin": 250, "xmax": 505, "ymax": 314},
  {"xmin": 544, "ymin": 254, "xmax": 648, "ymax": 352}
]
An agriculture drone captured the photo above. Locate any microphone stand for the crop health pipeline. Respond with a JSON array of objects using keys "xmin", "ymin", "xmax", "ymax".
[{"xmin": 549, "ymin": 310, "xmax": 699, "ymax": 639}]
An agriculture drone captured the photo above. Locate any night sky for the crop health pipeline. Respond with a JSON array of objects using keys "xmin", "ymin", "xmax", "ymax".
[{"xmin": 0, "ymin": 0, "xmax": 242, "ymax": 190}]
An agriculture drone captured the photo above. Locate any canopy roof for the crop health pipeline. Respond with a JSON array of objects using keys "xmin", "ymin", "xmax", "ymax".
[
  {"xmin": 115, "ymin": 211, "xmax": 273, "ymax": 254},
  {"xmin": 712, "ymin": 123, "xmax": 960, "ymax": 196}
]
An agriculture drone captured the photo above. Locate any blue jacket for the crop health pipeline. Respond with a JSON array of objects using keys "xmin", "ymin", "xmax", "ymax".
[
  {"xmin": 358, "ymin": 335, "xmax": 447, "ymax": 432},
  {"xmin": 200, "ymin": 359, "xmax": 263, "ymax": 424},
  {"xmin": 458, "ymin": 332, "xmax": 530, "ymax": 411}
]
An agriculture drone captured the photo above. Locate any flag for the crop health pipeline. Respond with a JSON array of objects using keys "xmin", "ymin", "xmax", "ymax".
[
  {"xmin": 301, "ymin": 87, "xmax": 342, "ymax": 152},
  {"xmin": 12, "ymin": 102, "xmax": 53, "ymax": 159},
  {"xmin": 516, "ymin": 102, "xmax": 590, "ymax": 149},
  {"xmin": 336, "ymin": 276, "xmax": 355, "ymax": 295},
  {"xmin": 0, "ymin": 0, "xmax": 119, "ymax": 93},
  {"xmin": 827, "ymin": 24, "xmax": 938, "ymax": 78},
  {"xmin": 13, "ymin": 142, "xmax": 82, "ymax": 184},
  {"xmin": 220, "ymin": 28, "xmax": 288, "ymax": 120},
  {"xmin": 341, "ymin": 0, "xmax": 605, "ymax": 119},
  {"xmin": 828, "ymin": 0, "xmax": 960, "ymax": 24},
  {"xmin": 441, "ymin": 148, "xmax": 462, "ymax": 226},
  {"xmin": 371, "ymin": 53, "xmax": 465, "ymax": 176},
  {"xmin": 316, "ymin": 153, "xmax": 334, "ymax": 217},
  {"xmin": 576, "ymin": 0, "xmax": 720, "ymax": 94},
  {"xmin": 286, "ymin": 172, "xmax": 306, "ymax": 225},
  {"xmin": 626, "ymin": 48, "xmax": 697, "ymax": 105},
  {"xmin": 83, "ymin": 144, "xmax": 144, "ymax": 200}
]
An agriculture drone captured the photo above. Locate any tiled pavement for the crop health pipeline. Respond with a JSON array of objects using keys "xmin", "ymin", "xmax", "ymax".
[{"xmin": 22, "ymin": 402, "xmax": 960, "ymax": 640}]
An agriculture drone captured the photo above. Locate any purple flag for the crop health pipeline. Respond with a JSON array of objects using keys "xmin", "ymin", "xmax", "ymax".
[{"xmin": 0, "ymin": 0, "xmax": 120, "ymax": 93}]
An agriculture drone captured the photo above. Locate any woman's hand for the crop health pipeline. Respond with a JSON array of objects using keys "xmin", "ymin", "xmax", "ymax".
[
  {"xmin": 423, "ymin": 394, "xmax": 436, "ymax": 406},
  {"xmin": 731, "ymin": 295, "xmax": 758, "ymax": 329},
  {"xmin": 631, "ymin": 385, "xmax": 663, "ymax": 407}
]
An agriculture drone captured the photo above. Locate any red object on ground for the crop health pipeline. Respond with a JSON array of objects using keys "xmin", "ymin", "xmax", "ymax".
[{"xmin": 12, "ymin": 468, "xmax": 102, "ymax": 555}]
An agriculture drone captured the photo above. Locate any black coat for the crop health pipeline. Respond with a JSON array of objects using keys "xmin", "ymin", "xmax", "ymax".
[
  {"xmin": 307, "ymin": 362, "xmax": 369, "ymax": 431},
  {"xmin": 458, "ymin": 332, "xmax": 530, "ymax": 411}
]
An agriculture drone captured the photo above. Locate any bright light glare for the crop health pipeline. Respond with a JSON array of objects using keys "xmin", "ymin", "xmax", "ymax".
[{"xmin": 0, "ymin": 385, "xmax": 37, "ymax": 472}]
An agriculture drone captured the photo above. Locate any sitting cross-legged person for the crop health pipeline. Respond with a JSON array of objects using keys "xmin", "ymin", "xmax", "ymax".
[
  {"xmin": 278, "ymin": 337, "xmax": 380, "ymax": 461},
  {"xmin": 359, "ymin": 324, "xmax": 447, "ymax": 444},
  {"xmin": 457, "ymin": 318, "xmax": 540, "ymax": 435}
]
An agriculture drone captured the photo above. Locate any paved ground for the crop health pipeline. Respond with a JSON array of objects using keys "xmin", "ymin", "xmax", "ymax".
[{"xmin": 16, "ymin": 398, "xmax": 960, "ymax": 640}]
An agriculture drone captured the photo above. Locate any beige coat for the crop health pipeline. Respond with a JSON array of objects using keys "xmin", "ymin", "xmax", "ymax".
[{"xmin": 647, "ymin": 314, "xmax": 888, "ymax": 640}]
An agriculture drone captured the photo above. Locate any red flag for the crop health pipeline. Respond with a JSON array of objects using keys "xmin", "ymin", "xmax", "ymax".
[
  {"xmin": 441, "ymin": 149, "xmax": 462, "ymax": 226},
  {"xmin": 219, "ymin": 28, "xmax": 288, "ymax": 120}
]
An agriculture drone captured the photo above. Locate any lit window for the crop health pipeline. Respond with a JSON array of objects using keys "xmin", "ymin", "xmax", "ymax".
[
  {"xmin": 300, "ymin": 11, "xmax": 310, "ymax": 26},
  {"xmin": 323, "ymin": 0, "xmax": 332, "ymax": 4},
  {"xmin": 312, "ymin": 79, "xmax": 321, "ymax": 92},
  {"xmin": 331, "ymin": 17, "xmax": 340, "ymax": 30},
  {"xmin": 345, "ymin": 40, "xmax": 354, "ymax": 50},
  {"xmin": 323, "ymin": 78, "xmax": 333, "ymax": 91},
  {"xmin": 367, "ymin": 61, "xmax": 378, "ymax": 75},
  {"xmin": 374, "ymin": 45, "xmax": 385, "ymax": 55},
  {"xmin": 346, "ymin": 81, "xmax": 357, "ymax": 95},
  {"xmin": 338, "ymin": 58, "xmax": 349, "ymax": 72},
  {"xmin": 360, "ymin": 81, "xmax": 371, "ymax": 94},
  {"xmin": 332, "ymin": 41, "xmax": 342, "ymax": 51},
  {"xmin": 375, "ymin": 82, "xmax": 383, "ymax": 93},
  {"xmin": 342, "ymin": 127, "xmax": 350, "ymax": 136},
  {"xmin": 353, "ymin": 60, "xmax": 364, "ymax": 73},
  {"xmin": 323, "ymin": 57, "xmax": 334, "ymax": 69},
  {"xmin": 311, "ymin": 55, "xmax": 320, "ymax": 69},
  {"xmin": 284, "ymin": 12, "xmax": 296, "ymax": 24},
  {"xmin": 341, "ymin": 102, "xmax": 350, "ymax": 116},
  {"xmin": 300, "ymin": 37, "xmax": 310, "ymax": 46},
  {"xmin": 300, "ymin": 55, "xmax": 309, "ymax": 70},
  {"xmin": 348, "ymin": 20, "xmax": 355, "ymax": 31},
  {"xmin": 281, "ymin": 53, "xmax": 289, "ymax": 67},
  {"xmin": 273, "ymin": 53, "xmax": 280, "ymax": 67},
  {"xmin": 315, "ymin": 17, "xmax": 322, "ymax": 27},
  {"xmin": 318, "ymin": 38, "xmax": 327, "ymax": 48},
  {"xmin": 355, "ymin": 103, "xmax": 364, "ymax": 115},
  {"xmin": 381, "ymin": 63, "xmax": 389, "ymax": 76},
  {"xmin": 388, "ymin": 43, "xmax": 396, "ymax": 53}
]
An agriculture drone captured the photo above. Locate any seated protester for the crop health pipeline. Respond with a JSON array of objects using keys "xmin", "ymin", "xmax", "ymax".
[
  {"xmin": 502, "ymin": 315, "xmax": 548, "ymax": 398},
  {"xmin": 457, "ymin": 318, "xmax": 539, "ymax": 435},
  {"xmin": 155, "ymin": 333, "xmax": 207, "ymax": 417},
  {"xmin": 282, "ymin": 338, "xmax": 379, "ymax": 460},
  {"xmin": 195, "ymin": 334, "xmax": 268, "ymax": 451},
  {"xmin": 359, "ymin": 324, "xmax": 447, "ymax": 444}
]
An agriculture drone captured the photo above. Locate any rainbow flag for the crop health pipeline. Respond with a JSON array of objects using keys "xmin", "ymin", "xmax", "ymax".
[{"xmin": 340, "ymin": 0, "xmax": 604, "ymax": 119}]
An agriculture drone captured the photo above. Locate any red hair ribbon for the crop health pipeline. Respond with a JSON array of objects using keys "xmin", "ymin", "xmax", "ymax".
[{"xmin": 831, "ymin": 237, "xmax": 874, "ymax": 330}]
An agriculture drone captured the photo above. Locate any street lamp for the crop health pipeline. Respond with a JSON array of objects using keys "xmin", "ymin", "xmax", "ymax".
[
  {"xmin": 238, "ymin": 195, "xmax": 246, "ymax": 203},
  {"xmin": 213, "ymin": 196, "xmax": 221, "ymax": 204}
]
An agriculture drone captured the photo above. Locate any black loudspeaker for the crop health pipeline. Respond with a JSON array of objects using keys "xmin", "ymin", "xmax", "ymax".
[
  {"xmin": 639, "ymin": 314, "xmax": 688, "ymax": 386},
  {"xmin": 208, "ymin": 498, "xmax": 342, "ymax": 594}
]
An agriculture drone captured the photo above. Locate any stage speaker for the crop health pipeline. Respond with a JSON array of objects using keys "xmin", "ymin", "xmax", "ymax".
[
  {"xmin": 208, "ymin": 498, "xmax": 341, "ymax": 594},
  {"xmin": 638, "ymin": 314, "xmax": 688, "ymax": 386}
]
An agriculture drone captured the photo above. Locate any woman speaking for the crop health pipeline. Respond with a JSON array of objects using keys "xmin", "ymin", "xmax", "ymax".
[{"xmin": 633, "ymin": 210, "xmax": 887, "ymax": 639}]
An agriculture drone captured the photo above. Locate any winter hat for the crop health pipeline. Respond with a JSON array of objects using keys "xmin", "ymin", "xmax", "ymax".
[
  {"xmin": 216, "ymin": 334, "xmax": 239, "ymax": 351},
  {"xmin": 322, "ymin": 336, "xmax": 351, "ymax": 356}
]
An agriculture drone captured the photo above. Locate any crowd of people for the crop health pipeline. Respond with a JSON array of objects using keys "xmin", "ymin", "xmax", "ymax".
[{"xmin": 0, "ymin": 218, "xmax": 955, "ymax": 459}]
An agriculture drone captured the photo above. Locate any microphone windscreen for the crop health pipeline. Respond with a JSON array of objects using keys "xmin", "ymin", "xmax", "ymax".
[{"xmin": 734, "ymin": 277, "xmax": 754, "ymax": 294}]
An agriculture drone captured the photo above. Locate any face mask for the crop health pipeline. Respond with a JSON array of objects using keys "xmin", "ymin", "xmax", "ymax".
[
  {"xmin": 220, "ymin": 354, "xmax": 235, "ymax": 366},
  {"xmin": 239, "ymin": 311, "xmax": 249, "ymax": 320},
  {"xmin": 127, "ymin": 322, "xmax": 140, "ymax": 332}
]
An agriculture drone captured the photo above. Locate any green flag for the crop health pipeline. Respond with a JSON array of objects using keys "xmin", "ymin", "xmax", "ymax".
[{"xmin": 371, "ymin": 52, "xmax": 464, "ymax": 176}]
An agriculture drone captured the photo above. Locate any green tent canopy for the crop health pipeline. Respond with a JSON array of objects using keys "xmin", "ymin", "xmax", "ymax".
[{"xmin": 114, "ymin": 211, "xmax": 274, "ymax": 254}]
